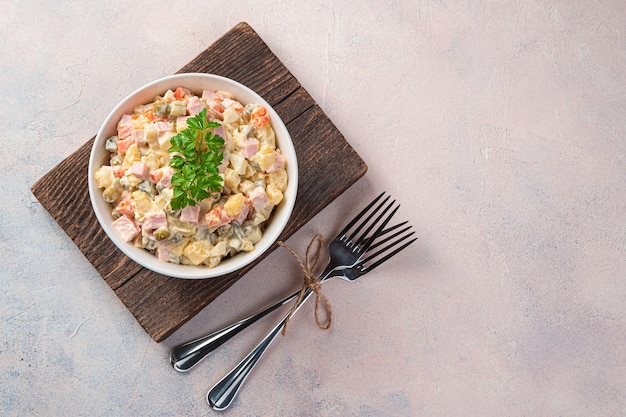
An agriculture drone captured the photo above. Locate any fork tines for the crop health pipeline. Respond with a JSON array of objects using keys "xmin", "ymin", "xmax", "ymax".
[
  {"xmin": 358, "ymin": 224, "xmax": 417, "ymax": 273},
  {"xmin": 339, "ymin": 192, "xmax": 407, "ymax": 256},
  {"xmin": 339, "ymin": 192, "xmax": 416, "ymax": 273},
  {"xmin": 340, "ymin": 192, "xmax": 404, "ymax": 257}
]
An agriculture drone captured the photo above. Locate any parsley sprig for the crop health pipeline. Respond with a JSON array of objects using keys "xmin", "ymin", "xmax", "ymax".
[{"xmin": 168, "ymin": 108, "xmax": 224, "ymax": 210}]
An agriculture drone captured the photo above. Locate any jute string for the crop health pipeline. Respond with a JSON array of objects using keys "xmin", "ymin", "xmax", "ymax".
[{"xmin": 277, "ymin": 234, "xmax": 332, "ymax": 335}]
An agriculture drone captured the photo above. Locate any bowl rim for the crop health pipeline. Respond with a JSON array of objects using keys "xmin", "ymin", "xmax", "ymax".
[{"xmin": 88, "ymin": 73, "xmax": 298, "ymax": 279}]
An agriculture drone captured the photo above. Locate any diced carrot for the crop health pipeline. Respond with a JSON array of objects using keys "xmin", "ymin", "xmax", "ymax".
[
  {"xmin": 232, "ymin": 102, "xmax": 244, "ymax": 113},
  {"xmin": 142, "ymin": 108, "xmax": 158, "ymax": 121},
  {"xmin": 174, "ymin": 87, "xmax": 191, "ymax": 100},
  {"xmin": 112, "ymin": 166, "xmax": 125, "ymax": 178},
  {"xmin": 118, "ymin": 125, "xmax": 133, "ymax": 140},
  {"xmin": 116, "ymin": 195, "xmax": 135, "ymax": 218},
  {"xmin": 205, "ymin": 205, "xmax": 230, "ymax": 228},
  {"xmin": 117, "ymin": 138, "xmax": 133, "ymax": 154},
  {"xmin": 251, "ymin": 106, "xmax": 269, "ymax": 127},
  {"xmin": 149, "ymin": 169, "xmax": 163, "ymax": 184},
  {"xmin": 209, "ymin": 102, "xmax": 224, "ymax": 114}
]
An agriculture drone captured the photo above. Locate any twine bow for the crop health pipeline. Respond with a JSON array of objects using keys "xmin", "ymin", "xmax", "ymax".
[{"xmin": 277, "ymin": 234, "xmax": 332, "ymax": 335}]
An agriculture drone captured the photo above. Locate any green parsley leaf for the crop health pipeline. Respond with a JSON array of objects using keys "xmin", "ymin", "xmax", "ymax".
[{"xmin": 168, "ymin": 108, "xmax": 225, "ymax": 210}]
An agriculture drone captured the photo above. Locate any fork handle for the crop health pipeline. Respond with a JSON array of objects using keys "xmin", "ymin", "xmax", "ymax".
[
  {"xmin": 170, "ymin": 291, "xmax": 299, "ymax": 372},
  {"xmin": 207, "ymin": 287, "xmax": 316, "ymax": 410}
]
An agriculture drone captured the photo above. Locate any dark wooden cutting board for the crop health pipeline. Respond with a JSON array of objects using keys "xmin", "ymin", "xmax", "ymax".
[{"xmin": 31, "ymin": 22, "xmax": 367, "ymax": 342}]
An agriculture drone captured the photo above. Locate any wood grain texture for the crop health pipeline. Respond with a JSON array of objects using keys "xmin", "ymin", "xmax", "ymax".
[{"xmin": 31, "ymin": 22, "xmax": 367, "ymax": 342}]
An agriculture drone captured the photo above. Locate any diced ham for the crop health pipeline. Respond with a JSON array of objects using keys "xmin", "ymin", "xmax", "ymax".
[
  {"xmin": 240, "ymin": 139, "xmax": 259, "ymax": 159},
  {"xmin": 201, "ymin": 90, "xmax": 225, "ymax": 114},
  {"xmin": 248, "ymin": 186, "xmax": 270, "ymax": 212},
  {"xmin": 156, "ymin": 242, "xmax": 170, "ymax": 262},
  {"xmin": 186, "ymin": 96, "xmax": 205, "ymax": 116},
  {"xmin": 129, "ymin": 161, "xmax": 148, "ymax": 179},
  {"xmin": 155, "ymin": 121, "xmax": 172, "ymax": 136},
  {"xmin": 112, "ymin": 215, "xmax": 140, "ymax": 242},
  {"xmin": 159, "ymin": 167, "xmax": 173, "ymax": 187},
  {"xmin": 222, "ymin": 98, "xmax": 235, "ymax": 109},
  {"xmin": 119, "ymin": 114, "xmax": 133, "ymax": 126},
  {"xmin": 218, "ymin": 153, "xmax": 229, "ymax": 173},
  {"xmin": 142, "ymin": 212, "xmax": 167, "ymax": 237},
  {"xmin": 132, "ymin": 128, "xmax": 145, "ymax": 145},
  {"xmin": 180, "ymin": 205, "xmax": 200, "ymax": 223},
  {"xmin": 266, "ymin": 150, "xmax": 285, "ymax": 173}
]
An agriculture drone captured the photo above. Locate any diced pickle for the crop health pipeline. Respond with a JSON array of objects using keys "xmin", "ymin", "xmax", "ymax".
[
  {"xmin": 105, "ymin": 136, "xmax": 118, "ymax": 152},
  {"xmin": 168, "ymin": 233, "xmax": 182, "ymax": 244},
  {"xmin": 217, "ymin": 224, "xmax": 233, "ymax": 238},
  {"xmin": 142, "ymin": 237, "xmax": 157, "ymax": 250},
  {"xmin": 138, "ymin": 180, "xmax": 153, "ymax": 195},
  {"xmin": 110, "ymin": 154, "xmax": 123, "ymax": 166},
  {"xmin": 102, "ymin": 185, "xmax": 119, "ymax": 203},
  {"xmin": 153, "ymin": 101, "xmax": 169, "ymax": 117},
  {"xmin": 154, "ymin": 227, "xmax": 171, "ymax": 241}
]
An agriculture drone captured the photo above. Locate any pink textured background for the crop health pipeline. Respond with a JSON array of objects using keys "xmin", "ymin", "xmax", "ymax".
[{"xmin": 2, "ymin": 1, "xmax": 625, "ymax": 416}]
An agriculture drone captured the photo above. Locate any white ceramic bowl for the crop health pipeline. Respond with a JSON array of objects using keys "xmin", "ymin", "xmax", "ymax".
[{"xmin": 88, "ymin": 73, "xmax": 298, "ymax": 279}]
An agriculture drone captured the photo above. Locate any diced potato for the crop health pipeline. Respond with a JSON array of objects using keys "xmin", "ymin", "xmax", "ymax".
[
  {"xmin": 141, "ymin": 150, "xmax": 166, "ymax": 171},
  {"xmin": 168, "ymin": 216, "xmax": 197, "ymax": 237},
  {"xmin": 223, "ymin": 107, "xmax": 240, "ymax": 124},
  {"xmin": 211, "ymin": 240, "xmax": 227, "ymax": 258},
  {"xmin": 240, "ymin": 238, "xmax": 254, "ymax": 252},
  {"xmin": 144, "ymin": 122, "xmax": 157, "ymax": 145},
  {"xmin": 253, "ymin": 204, "xmax": 274, "ymax": 225},
  {"xmin": 158, "ymin": 131, "xmax": 174, "ymax": 150},
  {"xmin": 255, "ymin": 125, "xmax": 275, "ymax": 147},
  {"xmin": 122, "ymin": 144, "xmax": 141, "ymax": 169},
  {"xmin": 206, "ymin": 256, "xmax": 222, "ymax": 267},
  {"xmin": 224, "ymin": 193, "xmax": 245, "ymax": 217},
  {"xmin": 175, "ymin": 118, "xmax": 188, "ymax": 132},
  {"xmin": 131, "ymin": 191, "xmax": 152, "ymax": 222},
  {"xmin": 223, "ymin": 168, "xmax": 241, "ymax": 190},
  {"xmin": 228, "ymin": 237, "xmax": 254, "ymax": 252},
  {"xmin": 183, "ymin": 240, "xmax": 213, "ymax": 265},
  {"xmin": 94, "ymin": 166, "xmax": 114, "ymax": 189},
  {"xmin": 253, "ymin": 145, "xmax": 276, "ymax": 172},
  {"xmin": 169, "ymin": 100, "xmax": 187, "ymax": 117},
  {"xmin": 266, "ymin": 184, "xmax": 283, "ymax": 205},
  {"xmin": 268, "ymin": 170, "xmax": 288, "ymax": 192},
  {"xmin": 169, "ymin": 238, "xmax": 190, "ymax": 257},
  {"xmin": 239, "ymin": 180, "xmax": 255, "ymax": 194},
  {"xmin": 123, "ymin": 174, "xmax": 141, "ymax": 189},
  {"xmin": 229, "ymin": 153, "xmax": 248, "ymax": 175}
]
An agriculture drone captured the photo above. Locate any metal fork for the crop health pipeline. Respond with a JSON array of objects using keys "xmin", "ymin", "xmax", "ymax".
[
  {"xmin": 170, "ymin": 225, "xmax": 411, "ymax": 373},
  {"xmin": 206, "ymin": 193, "xmax": 416, "ymax": 410}
]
